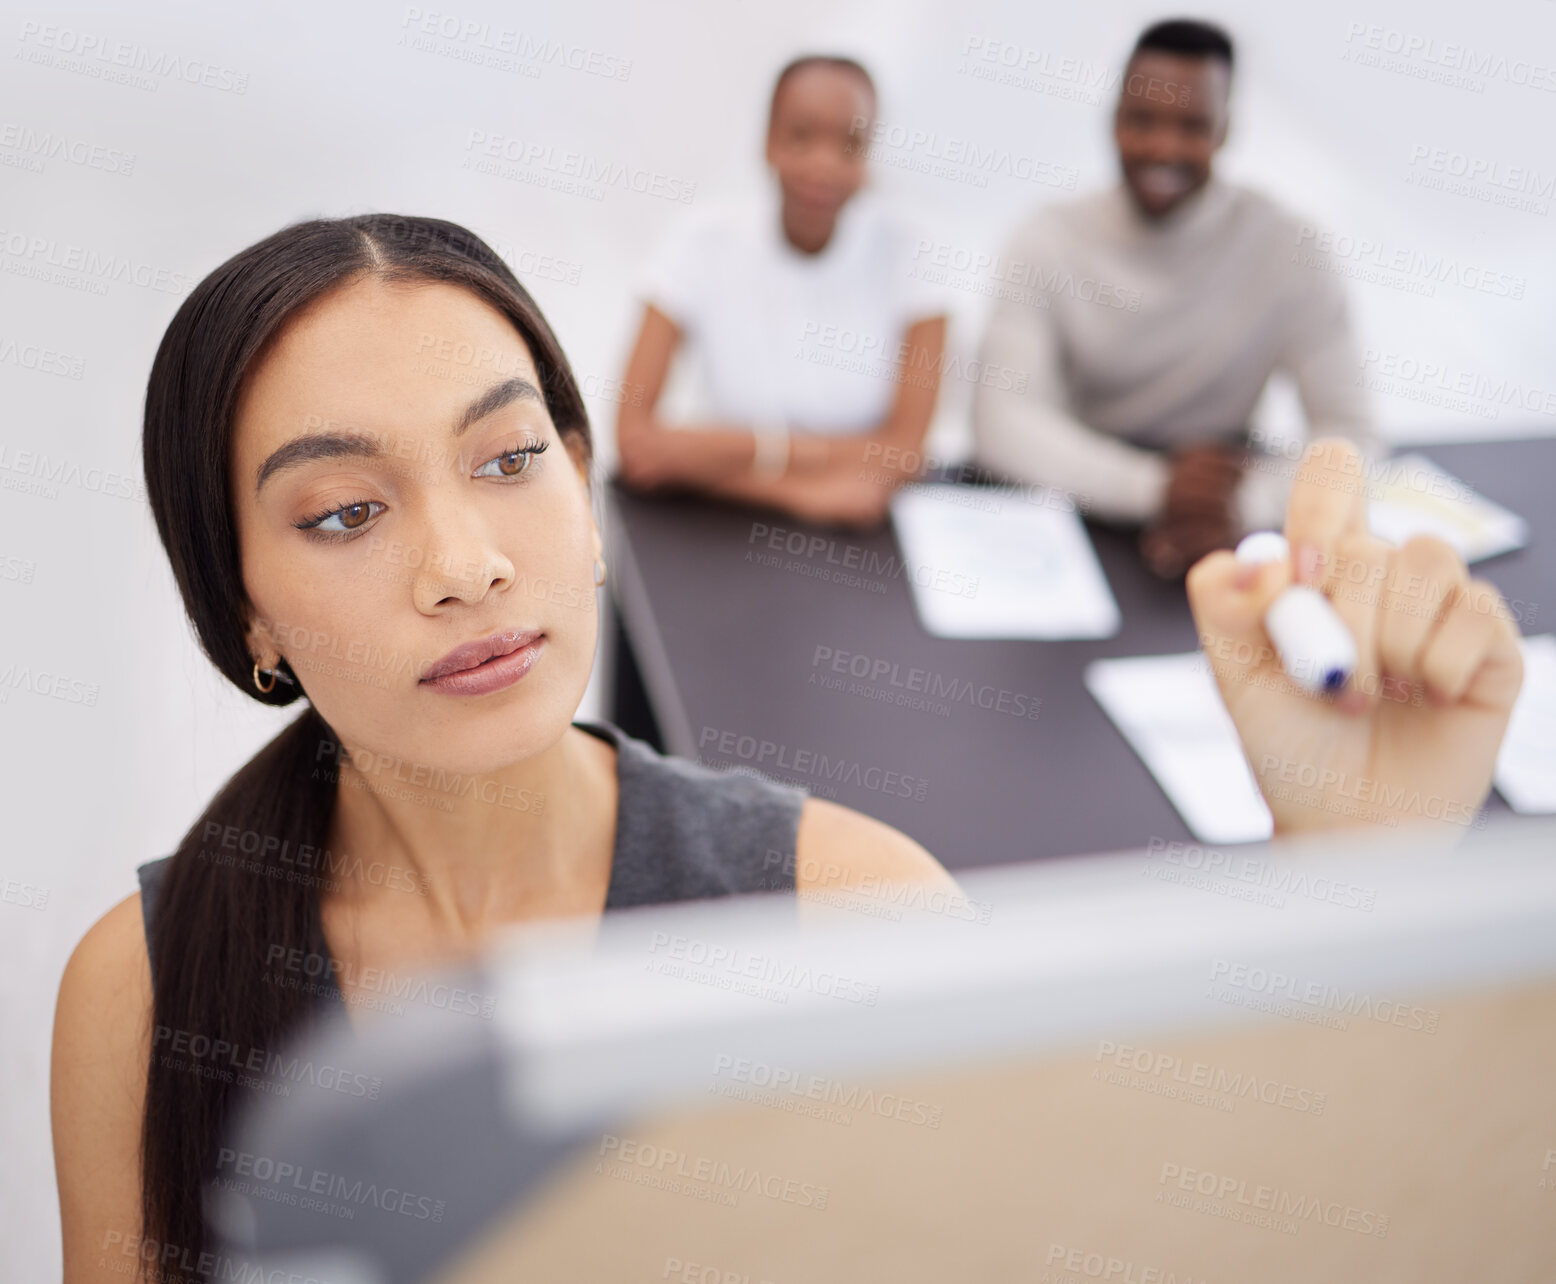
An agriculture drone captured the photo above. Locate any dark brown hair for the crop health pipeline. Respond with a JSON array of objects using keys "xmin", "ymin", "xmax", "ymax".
[
  {"xmin": 767, "ymin": 54, "xmax": 877, "ymax": 131},
  {"xmin": 138, "ymin": 214, "xmax": 591, "ymax": 1273},
  {"xmin": 1133, "ymin": 18, "xmax": 1234, "ymax": 69}
]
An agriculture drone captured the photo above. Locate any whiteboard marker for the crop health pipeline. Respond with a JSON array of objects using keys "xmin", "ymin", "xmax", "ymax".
[{"xmin": 1233, "ymin": 531, "xmax": 1357, "ymax": 695}]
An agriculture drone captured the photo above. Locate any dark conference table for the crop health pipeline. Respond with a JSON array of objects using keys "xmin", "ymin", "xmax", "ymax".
[{"xmin": 605, "ymin": 438, "xmax": 1554, "ymax": 871}]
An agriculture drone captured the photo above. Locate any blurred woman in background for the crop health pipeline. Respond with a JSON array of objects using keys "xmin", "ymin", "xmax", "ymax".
[{"xmin": 615, "ymin": 55, "xmax": 949, "ymax": 530}]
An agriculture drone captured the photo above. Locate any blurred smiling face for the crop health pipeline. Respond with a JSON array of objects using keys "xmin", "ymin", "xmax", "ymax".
[
  {"xmin": 766, "ymin": 63, "xmax": 875, "ymax": 223},
  {"xmin": 1113, "ymin": 50, "xmax": 1230, "ymax": 217},
  {"xmin": 229, "ymin": 274, "xmax": 601, "ymax": 776}
]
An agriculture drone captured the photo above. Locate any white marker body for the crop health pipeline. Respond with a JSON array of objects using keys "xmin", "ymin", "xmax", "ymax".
[
  {"xmin": 1233, "ymin": 531, "xmax": 1358, "ymax": 696},
  {"xmin": 1265, "ymin": 585, "xmax": 1358, "ymax": 694}
]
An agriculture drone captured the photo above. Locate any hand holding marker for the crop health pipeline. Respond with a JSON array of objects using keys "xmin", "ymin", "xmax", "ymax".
[{"xmin": 1234, "ymin": 531, "xmax": 1357, "ymax": 695}]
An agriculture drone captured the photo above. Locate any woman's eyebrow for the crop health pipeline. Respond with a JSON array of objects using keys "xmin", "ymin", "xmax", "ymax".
[{"xmin": 254, "ymin": 376, "xmax": 544, "ymax": 494}]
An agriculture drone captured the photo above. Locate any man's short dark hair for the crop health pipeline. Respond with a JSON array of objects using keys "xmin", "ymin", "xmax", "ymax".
[
  {"xmin": 1132, "ymin": 19, "xmax": 1234, "ymax": 70},
  {"xmin": 769, "ymin": 55, "xmax": 877, "ymax": 129}
]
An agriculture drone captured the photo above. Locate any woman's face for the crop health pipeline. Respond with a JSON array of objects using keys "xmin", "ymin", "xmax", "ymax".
[
  {"xmin": 766, "ymin": 64, "xmax": 873, "ymax": 223},
  {"xmin": 229, "ymin": 274, "xmax": 601, "ymax": 775}
]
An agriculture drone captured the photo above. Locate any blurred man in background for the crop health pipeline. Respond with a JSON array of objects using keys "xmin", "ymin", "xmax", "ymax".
[{"xmin": 972, "ymin": 18, "xmax": 1378, "ymax": 578}]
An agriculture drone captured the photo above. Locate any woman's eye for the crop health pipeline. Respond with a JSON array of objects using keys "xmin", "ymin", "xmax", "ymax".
[
  {"xmin": 304, "ymin": 501, "xmax": 385, "ymax": 535},
  {"xmin": 474, "ymin": 442, "xmax": 547, "ymax": 479}
]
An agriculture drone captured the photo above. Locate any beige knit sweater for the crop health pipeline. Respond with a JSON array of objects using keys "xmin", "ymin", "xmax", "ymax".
[{"xmin": 971, "ymin": 177, "xmax": 1378, "ymax": 527}]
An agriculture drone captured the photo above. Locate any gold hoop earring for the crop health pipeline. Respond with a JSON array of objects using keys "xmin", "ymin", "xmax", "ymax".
[
  {"xmin": 252, "ymin": 660, "xmax": 278, "ymax": 694},
  {"xmin": 593, "ymin": 558, "xmax": 607, "ymax": 587}
]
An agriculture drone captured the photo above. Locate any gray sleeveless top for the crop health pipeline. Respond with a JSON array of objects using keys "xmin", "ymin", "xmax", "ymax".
[{"xmin": 136, "ymin": 719, "xmax": 805, "ymax": 1006}]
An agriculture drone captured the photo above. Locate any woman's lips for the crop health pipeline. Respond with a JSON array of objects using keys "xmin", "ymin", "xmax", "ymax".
[{"xmin": 419, "ymin": 631, "xmax": 545, "ymax": 696}]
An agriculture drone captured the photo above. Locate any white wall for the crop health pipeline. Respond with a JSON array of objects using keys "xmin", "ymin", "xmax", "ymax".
[{"xmin": 2, "ymin": 0, "xmax": 1552, "ymax": 1274}]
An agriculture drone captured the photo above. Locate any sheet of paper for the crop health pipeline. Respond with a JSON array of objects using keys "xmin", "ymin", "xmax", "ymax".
[
  {"xmin": 1495, "ymin": 634, "xmax": 1556, "ymax": 813},
  {"xmin": 1367, "ymin": 453, "xmax": 1528, "ymax": 563},
  {"xmin": 1085, "ymin": 652, "xmax": 1274, "ymax": 845},
  {"xmin": 889, "ymin": 483, "xmax": 1120, "ymax": 639}
]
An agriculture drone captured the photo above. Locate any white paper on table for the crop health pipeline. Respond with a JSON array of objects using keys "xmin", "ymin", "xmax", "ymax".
[
  {"xmin": 1085, "ymin": 652, "xmax": 1274, "ymax": 845},
  {"xmin": 889, "ymin": 483, "xmax": 1120, "ymax": 639},
  {"xmin": 1367, "ymin": 453, "xmax": 1528, "ymax": 563},
  {"xmin": 1495, "ymin": 634, "xmax": 1556, "ymax": 814}
]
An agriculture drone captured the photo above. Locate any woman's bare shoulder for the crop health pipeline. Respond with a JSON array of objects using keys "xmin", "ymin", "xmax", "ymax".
[
  {"xmin": 793, "ymin": 796, "xmax": 960, "ymax": 895},
  {"xmin": 58, "ymin": 891, "xmax": 152, "ymax": 1012}
]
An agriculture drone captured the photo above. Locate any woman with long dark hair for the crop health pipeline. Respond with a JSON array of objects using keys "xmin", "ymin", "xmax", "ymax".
[
  {"xmin": 49, "ymin": 213, "xmax": 1522, "ymax": 1282},
  {"xmin": 47, "ymin": 213, "xmax": 960, "ymax": 1281}
]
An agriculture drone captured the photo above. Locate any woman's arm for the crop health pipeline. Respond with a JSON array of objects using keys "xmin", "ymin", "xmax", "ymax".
[
  {"xmin": 617, "ymin": 309, "xmax": 949, "ymax": 531},
  {"xmin": 794, "ymin": 313, "xmax": 948, "ymax": 479},
  {"xmin": 615, "ymin": 305, "xmax": 768, "ymax": 492},
  {"xmin": 52, "ymin": 893, "xmax": 153, "ymax": 1283},
  {"xmin": 695, "ymin": 314, "xmax": 947, "ymax": 529}
]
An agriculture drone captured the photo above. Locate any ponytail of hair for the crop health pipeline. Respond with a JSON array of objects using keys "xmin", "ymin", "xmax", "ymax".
[{"xmin": 141, "ymin": 704, "xmax": 339, "ymax": 1269}]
